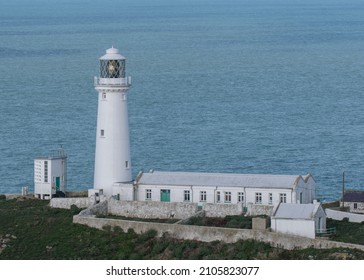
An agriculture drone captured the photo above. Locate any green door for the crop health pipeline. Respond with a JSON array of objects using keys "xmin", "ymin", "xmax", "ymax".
[
  {"xmin": 160, "ymin": 189, "xmax": 170, "ymax": 202},
  {"xmin": 55, "ymin": 177, "xmax": 61, "ymax": 191}
]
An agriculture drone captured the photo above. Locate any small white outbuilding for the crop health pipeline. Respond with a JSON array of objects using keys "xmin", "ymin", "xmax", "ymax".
[
  {"xmin": 34, "ymin": 149, "xmax": 67, "ymax": 200},
  {"xmin": 271, "ymin": 202, "xmax": 326, "ymax": 239}
]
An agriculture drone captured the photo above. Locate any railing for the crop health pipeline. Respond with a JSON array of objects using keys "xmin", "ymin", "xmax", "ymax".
[
  {"xmin": 94, "ymin": 76, "xmax": 131, "ymax": 87},
  {"xmin": 36, "ymin": 148, "xmax": 67, "ymax": 159},
  {"xmin": 316, "ymin": 227, "xmax": 336, "ymax": 236}
]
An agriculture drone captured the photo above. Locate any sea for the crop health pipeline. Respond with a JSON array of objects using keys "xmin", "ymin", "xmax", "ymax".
[{"xmin": 1, "ymin": 0, "xmax": 364, "ymax": 201}]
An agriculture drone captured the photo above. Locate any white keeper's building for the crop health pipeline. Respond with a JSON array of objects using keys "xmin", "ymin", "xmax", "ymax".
[{"xmin": 112, "ymin": 170, "xmax": 316, "ymax": 207}]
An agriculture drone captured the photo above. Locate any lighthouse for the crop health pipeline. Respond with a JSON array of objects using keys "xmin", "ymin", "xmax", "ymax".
[{"xmin": 92, "ymin": 47, "xmax": 132, "ymax": 196}]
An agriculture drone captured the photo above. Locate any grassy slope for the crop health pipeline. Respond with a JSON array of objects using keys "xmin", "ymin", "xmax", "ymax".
[{"xmin": 1, "ymin": 198, "xmax": 364, "ymax": 260}]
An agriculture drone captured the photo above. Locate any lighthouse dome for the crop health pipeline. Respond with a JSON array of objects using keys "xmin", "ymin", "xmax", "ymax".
[{"xmin": 99, "ymin": 47, "xmax": 125, "ymax": 60}]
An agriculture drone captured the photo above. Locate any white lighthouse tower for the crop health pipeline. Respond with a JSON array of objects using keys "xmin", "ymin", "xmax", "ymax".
[{"xmin": 92, "ymin": 47, "xmax": 132, "ymax": 197}]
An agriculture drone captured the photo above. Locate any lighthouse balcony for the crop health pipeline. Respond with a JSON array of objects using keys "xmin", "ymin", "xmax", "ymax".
[{"xmin": 94, "ymin": 77, "xmax": 131, "ymax": 87}]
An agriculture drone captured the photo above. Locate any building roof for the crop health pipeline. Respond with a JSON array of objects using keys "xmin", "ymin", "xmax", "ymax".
[
  {"xmin": 136, "ymin": 171, "xmax": 312, "ymax": 189},
  {"xmin": 343, "ymin": 190, "xmax": 364, "ymax": 203},
  {"xmin": 272, "ymin": 203, "xmax": 323, "ymax": 220}
]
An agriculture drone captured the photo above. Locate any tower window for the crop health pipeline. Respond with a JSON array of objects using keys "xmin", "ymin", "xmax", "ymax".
[
  {"xmin": 100, "ymin": 129, "xmax": 105, "ymax": 137},
  {"xmin": 125, "ymin": 161, "xmax": 129, "ymax": 169},
  {"xmin": 102, "ymin": 92, "xmax": 107, "ymax": 100}
]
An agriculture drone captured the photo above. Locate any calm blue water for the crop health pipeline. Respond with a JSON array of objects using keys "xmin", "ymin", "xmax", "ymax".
[{"xmin": 1, "ymin": 0, "xmax": 364, "ymax": 201}]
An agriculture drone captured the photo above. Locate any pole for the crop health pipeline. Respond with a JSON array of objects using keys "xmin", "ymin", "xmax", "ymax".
[{"xmin": 342, "ymin": 171, "xmax": 345, "ymax": 208}]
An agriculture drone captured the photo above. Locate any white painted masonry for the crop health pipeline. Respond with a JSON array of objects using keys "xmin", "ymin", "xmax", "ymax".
[
  {"xmin": 34, "ymin": 149, "xmax": 67, "ymax": 200},
  {"xmin": 111, "ymin": 171, "xmax": 316, "ymax": 209},
  {"xmin": 93, "ymin": 48, "xmax": 132, "ymax": 196},
  {"xmin": 271, "ymin": 202, "xmax": 327, "ymax": 239}
]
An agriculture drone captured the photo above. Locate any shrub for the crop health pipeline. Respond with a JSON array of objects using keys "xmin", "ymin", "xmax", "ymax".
[
  {"xmin": 139, "ymin": 229, "xmax": 158, "ymax": 242},
  {"xmin": 0, "ymin": 194, "xmax": 6, "ymax": 200}
]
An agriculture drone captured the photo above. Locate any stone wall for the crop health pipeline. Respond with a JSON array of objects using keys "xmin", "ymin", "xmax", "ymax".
[
  {"xmin": 79, "ymin": 200, "xmax": 108, "ymax": 217},
  {"xmin": 247, "ymin": 203, "xmax": 274, "ymax": 216},
  {"xmin": 73, "ymin": 215, "xmax": 364, "ymax": 251},
  {"xmin": 50, "ymin": 197, "xmax": 277, "ymax": 218},
  {"xmin": 252, "ymin": 217, "xmax": 270, "ymax": 230},
  {"xmin": 203, "ymin": 203, "xmax": 243, "ymax": 217},
  {"xmin": 49, "ymin": 197, "xmax": 94, "ymax": 209},
  {"xmin": 326, "ymin": 208, "xmax": 364, "ymax": 223},
  {"xmin": 108, "ymin": 200, "xmax": 198, "ymax": 220}
]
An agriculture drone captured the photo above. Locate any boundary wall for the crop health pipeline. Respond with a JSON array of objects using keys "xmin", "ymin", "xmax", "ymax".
[
  {"xmin": 73, "ymin": 215, "xmax": 364, "ymax": 251},
  {"xmin": 49, "ymin": 197, "xmax": 275, "ymax": 218},
  {"xmin": 50, "ymin": 197, "xmax": 94, "ymax": 209},
  {"xmin": 108, "ymin": 200, "xmax": 197, "ymax": 220},
  {"xmin": 326, "ymin": 209, "xmax": 364, "ymax": 223}
]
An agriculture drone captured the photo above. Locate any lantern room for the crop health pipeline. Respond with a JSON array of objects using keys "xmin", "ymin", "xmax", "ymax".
[{"xmin": 99, "ymin": 47, "xmax": 126, "ymax": 78}]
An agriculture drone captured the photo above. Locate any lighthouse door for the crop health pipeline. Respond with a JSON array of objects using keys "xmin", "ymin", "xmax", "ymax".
[
  {"xmin": 55, "ymin": 177, "xmax": 61, "ymax": 191},
  {"xmin": 160, "ymin": 189, "xmax": 170, "ymax": 202}
]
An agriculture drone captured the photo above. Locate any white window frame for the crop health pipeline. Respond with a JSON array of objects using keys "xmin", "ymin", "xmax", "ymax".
[
  {"xmin": 238, "ymin": 192, "xmax": 244, "ymax": 203},
  {"xmin": 255, "ymin": 192, "xmax": 262, "ymax": 204},
  {"xmin": 280, "ymin": 193, "xmax": 287, "ymax": 203},
  {"xmin": 200, "ymin": 191, "xmax": 207, "ymax": 202},
  {"xmin": 44, "ymin": 161, "xmax": 48, "ymax": 183},
  {"xmin": 145, "ymin": 189, "xmax": 152, "ymax": 200},
  {"xmin": 224, "ymin": 192, "xmax": 232, "ymax": 203},
  {"xmin": 216, "ymin": 191, "xmax": 221, "ymax": 203},
  {"xmin": 184, "ymin": 190, "xmax": 191, "ymax": 202},
  {"xmin": 268, "ymin": 193, "xmax": 273, "ymax": 205}
]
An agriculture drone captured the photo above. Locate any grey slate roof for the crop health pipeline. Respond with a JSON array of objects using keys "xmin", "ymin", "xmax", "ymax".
[
  {"xmin": 137, "ymin": 171, "xmax": 310, "ymax": 189},
  {"xmin": 272, "ymin": 203, "xmax": 322, "ymax": 220},
  {"xmin": 343, "ymin": 190, "xmax": 364, "ymax": 202}
]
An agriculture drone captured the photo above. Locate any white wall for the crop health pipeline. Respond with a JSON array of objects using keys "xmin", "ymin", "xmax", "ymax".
[
  {"xmin": 271, "ymin": 219, "xmax": 316, "ymax": 239},
  {"xmin": 135, "ymin": 184, "xmax": 304, "ymax": 207},
  {"xmin": 295, "ymin": 176, "xmax": 316, "ymax": 204},
  {"xmin": 112, "ymin": 183, "xmax": 134, "ymax": 201},
  {"xmin": 131, "ymin": 176, "xmax": 315, "ymax": 207},
  {"xmin": 93, "ymin": 86, "xmax": 132, "ymax": 196},
  {"xmin": 326, "ymin": 208, "xmax": 364, "ymax": 223},
  {"xmin": 34, "ymin": 157, "xmax": 66, "ymax": 199}
]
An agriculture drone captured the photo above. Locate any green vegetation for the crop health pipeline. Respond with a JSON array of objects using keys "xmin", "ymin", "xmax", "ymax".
[
  {"xmin": 327, "ymin": 218, "xmax": 364, "ymax": 245},
  {"xmin": 185, "ymin": 215, "xmax": 252, "ymax": 229},
  {"xmin": 1, "ymin": 198, "xmax": 364, "ymax": 259}
]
